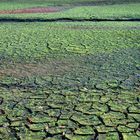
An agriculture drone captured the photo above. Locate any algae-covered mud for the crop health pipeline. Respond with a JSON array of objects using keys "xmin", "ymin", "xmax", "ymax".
[
  {"xmin": 0, "ymin": 0, "xmax": 140, "ymax": 140},
  {"xmin": 0, "ymin": 22, "xmax": 140, "ymax": 140}
]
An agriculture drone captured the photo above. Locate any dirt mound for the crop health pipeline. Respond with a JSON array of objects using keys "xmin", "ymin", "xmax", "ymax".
[{"xmin": 0, "ymin": 7, "xmax": 62, "ymax": 14}]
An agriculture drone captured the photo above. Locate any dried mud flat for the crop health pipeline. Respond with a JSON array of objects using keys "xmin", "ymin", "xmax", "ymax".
[
  {"xmin": 0, "ymin": 2, "xmax": 140, "ymax": 140},
  {"xmin": 0, "ymin": 51, "xmax": 140, "ymax": 140}
]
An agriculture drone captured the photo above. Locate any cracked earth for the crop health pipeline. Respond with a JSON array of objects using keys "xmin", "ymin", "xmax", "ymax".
[{"xmin": 0, "ymin": 49, "xmax": 140, "ymax": 140}]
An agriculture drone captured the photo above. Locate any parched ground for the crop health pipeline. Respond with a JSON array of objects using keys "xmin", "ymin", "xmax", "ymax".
[
  {"xmin": 0, "ymin": 1, "xmax": 140, "ymax": 139},
  {"xmin": 0, "ymin": 48, "xmax": 140, "ymax": 139}
]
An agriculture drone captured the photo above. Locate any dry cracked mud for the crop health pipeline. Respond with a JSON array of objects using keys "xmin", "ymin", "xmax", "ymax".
[{"xmin": 0, "ymin": 48, "xmax": 140, "ymax": 140}]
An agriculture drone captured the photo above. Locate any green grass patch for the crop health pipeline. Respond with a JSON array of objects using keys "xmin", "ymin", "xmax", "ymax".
[{"xmin": 0, "ymin": 3, "xmax": 140, "ymax": 19}]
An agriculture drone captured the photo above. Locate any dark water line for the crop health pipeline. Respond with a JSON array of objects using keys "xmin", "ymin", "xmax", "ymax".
[{"xmin": 0, "ymin": 18, "xmax": 140, "ymax": 22}]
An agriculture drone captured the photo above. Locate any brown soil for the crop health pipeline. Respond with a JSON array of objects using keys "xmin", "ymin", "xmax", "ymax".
[
  {"xmin": 0, "ymin": 7, "xmax": 63, "ymax": 14},
  {"xmin": 0, "ymin": 60, "xmax": 74, "ymax": 78}
]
